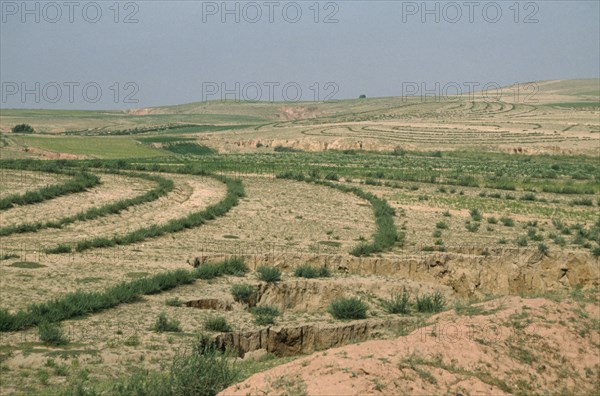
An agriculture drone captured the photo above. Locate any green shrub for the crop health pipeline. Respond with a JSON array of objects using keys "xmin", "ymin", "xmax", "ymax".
[
  {"xmin": 196, "ymin": 257, "xmax": 249, "ymax": 280},
  {"xmin": 538, "ymin": 243, "xmax": 549, "ymax": 256},
  {"xmin": 500, "ymin": 217, "xmax": 515, "ymax": 227},
  {"xmin": 204, "ymin": 316, "xmax": 232, "ymax": 332},
  {"xmin": 12, "ymin": 123, "xmax": 34, "ymax": 133},
  {"xmin": 250, "ymin": 306, "xmax": 281, "ymax": 325},
  {"xmin": 516, "ymin": 236, "xmax": 528, "ymax": 246},
  {"xmin": 38, "ymin": 321, "xmax": 68, "ymax": 346},
  {"xmin": 152, "ymin": 312, "xmax": 181, "ymax": 332},
  {"xmin": 527, "ymin": 229, "xmax": 544, "ymax": 241},
  {"xmin": 349, "ymin": 243, "xmax": 375, "ymax": 257},
  {"xmin": 231, "ymin": 284, "xmax": 256, "ymax": 305},
  {"xmin": 487, "ymin": 217, "xmax": 498, "ymax": 224},
  {"xmin": 382, "ymin": 290, "xmax": 410, "ymax": 314},
  {"xmin": 465, "ymin": 222, "xmax": 480, "ymax": 232},
  {"xmin": 46, "ymin": 244, "xmax": 72, "ymax": 254},
  {"xmin": 294, "ymin": 265, "xmax": 331, "ymax": 278},
  {"xmin": 195, "ymin": 264, "xmax": 222, "ymax": 280},
  {"xmin": 328, "ymin": 297, "xmax": 368, "ymax": 320},
  {"xmin": 572, "ymin": 198, "xmax": 593, "ymax": 206},
  {"xmin": 432, "ymin": 229, "xmax": 442, "ymax": 238},
  {"xmin": 415, "ymin": 292, "xmax": 445, "ymax": 313},
  {"xmin": 256, "ymin": 266, "xmax": 281, "ymax": 283},
  {"xmin": 435, "ymin": 221, "xmax": 448, "ymax": 230},
  {"xmin": 520, "ymin": 193, "xmax": 536, "ymax": 201},
  {"xmin": 165, "ymin": 297, "xmax": 182, "ymax": 307},
  {"xmin": 549, "ymin": 233, "xmax": 566, "ymax": 247},
  {"xmin": 469, "ymin": 208, "xmax": 482, "ymax": 221},
  {"xmin": 274, "ymin": 146, "xmax": 303, "ymax": 153},
  {"xmin": 163, "ymin": 143, "xmax": 216, "ymax": 155},
  {"xmin": 324, "ymin": 172, "xmax": 339, "ymax": 181}
]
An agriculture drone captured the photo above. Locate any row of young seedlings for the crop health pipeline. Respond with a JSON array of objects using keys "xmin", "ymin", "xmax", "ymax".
[
  {"xmin": 0, "ymin": 170, "xmax": 100, "ymax": 210},
  {"xmin": 0, "ymin": 257, "xmax": 249, "ymax": 334},
  {"xmin": 44, "ymin": 174, "xmax": 244, "ymax": 254},
  {"xmin": 276, "ymin": 171, "xmax": 401, "ymax": 256},
  {"xmin": 0, "ymin": 172, "xmax": 174, "ymax": 236}
]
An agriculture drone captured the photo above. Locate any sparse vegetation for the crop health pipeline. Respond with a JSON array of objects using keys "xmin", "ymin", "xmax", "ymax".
[
  {"xmin": 256, "ymin": 266, "xmax": 282, "ymax": 283},
  {"xmin": 250, "ymin": 306, "xmax": 281, "ymax": 325},
  {"xmin": 204, "ymin": 316, "xmax": 232, "ymax": 332},
  {"xmin": 152, "ymin": 312, "xmax": 181, "ymax": 333},
  {"xmin": 382, "ymin": 289, "xmax": 410, "ymax": 314},
  {"xmin": 415, "ymin": 292, "xmax": 446, "ymax": 313},
  {"xmin": 231, "ymin": 284, "xmax": 257, "ymax": 305},
  {"xmin": 38, "ymin": 321, "xmax": 68, "ymax": 346},
  {"xmin": 1, "ymin": 80, "xmax": 600, "ymax": 395},
  {"xmin": 328, "ymin": 297, "xmax": 368, "ymax": 320},
  {"xmin": 294, "ymin": 265, "xmax": 331, "ymax": 278},
  {"xmin": 45, "ymin": 175, "xmax": 245, "ymax": 254}
]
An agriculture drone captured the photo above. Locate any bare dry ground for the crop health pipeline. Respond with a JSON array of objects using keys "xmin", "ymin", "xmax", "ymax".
[{"xmin": 221, "ymin": 294, "xmax": 600, "ymax": 396}]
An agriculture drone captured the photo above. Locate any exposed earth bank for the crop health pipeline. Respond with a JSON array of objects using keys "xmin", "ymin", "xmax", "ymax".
[{"xmin": 220, "ymin": 294, "xmax": 600, "ymax": 396}]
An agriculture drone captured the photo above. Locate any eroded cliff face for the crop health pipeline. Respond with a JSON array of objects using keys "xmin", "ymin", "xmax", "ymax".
[
  {"xmin": 195, "ymin": 249, "xmax": 599, "ymax": 298},
  {"xmin": 201, "ymin": 250, "xmax": 598, "ymax": 360},
  {"xmin": 215, "ymin": 316, "xmax": 418, "ymax": 357}
]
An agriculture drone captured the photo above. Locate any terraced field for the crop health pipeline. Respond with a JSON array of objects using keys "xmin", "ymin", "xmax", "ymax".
[{"xmin": 0, "ymin": 80, "xmax": 598, "ymax": 395}]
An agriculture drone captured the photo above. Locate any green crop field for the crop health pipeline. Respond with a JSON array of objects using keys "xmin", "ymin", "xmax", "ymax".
[{"xmin": 11, "ymin": 136, "xmax": 170, "ymax": 159}]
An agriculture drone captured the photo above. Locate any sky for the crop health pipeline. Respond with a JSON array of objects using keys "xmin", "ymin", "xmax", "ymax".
[{"xmin": 1, "ymin": 0, "xmax": 599, "ymax": 109}]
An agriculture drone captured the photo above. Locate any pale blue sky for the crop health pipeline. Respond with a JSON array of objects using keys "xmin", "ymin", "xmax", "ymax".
[{"xmin": 1, "ymin": 0, "xmax": 599, "ymax": 109}]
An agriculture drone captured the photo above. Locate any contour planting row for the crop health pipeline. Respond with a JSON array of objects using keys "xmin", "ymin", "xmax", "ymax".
[
  {"xmin": 0, "ymin": 258, "xmax": 249, "ymax": 332},
  {"xmin": 302, "ymin": 126, "xmax": 572, "ymax": 145},
  {"xmin": 183, "ymin": 151, "xmax": 599, "ymax": 195},
  {"xmin": 0, "ymin": 172, "xmax": 174, "ymax": 237},
  {"xmin": 276, "ymin": 172, "xmax": 401, "ymax": 256},
  {"xmin": 45, "ymin": 174, "xmax": 244, "ymax": 254},
  {"xmin": 0, "ymin": 169, "xmax": 68, "ymax": 199},
  {"xmin": 0, "ymin": 170, "xmax": 100, "ymax": 210}
]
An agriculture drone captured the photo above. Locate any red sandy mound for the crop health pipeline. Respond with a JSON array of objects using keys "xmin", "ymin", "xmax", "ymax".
[{"xmin": 221, "ymin": 295, "xmax": 600, "ymax": 395}]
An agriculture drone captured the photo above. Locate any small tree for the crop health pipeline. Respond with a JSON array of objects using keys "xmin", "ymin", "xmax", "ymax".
[
  {"xmin": 359, "ymin": 95, "xmax": 366, "ymax": 99},
  {"xmin": 12, "ymin": 124, "xmax": 34, "ymax": 133}
]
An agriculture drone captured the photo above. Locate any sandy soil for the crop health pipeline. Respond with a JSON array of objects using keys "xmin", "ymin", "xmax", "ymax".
[
  {"xmin": 221, "ymin": 295, "xmax": 600, "ymax": 396},
  {"xmin": 0, "ymin": 173, "xmax": 155, "ymax": 227}
]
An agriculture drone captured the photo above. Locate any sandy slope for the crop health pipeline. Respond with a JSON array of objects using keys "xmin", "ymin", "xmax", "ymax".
[{"xmin": 221, "ymin": 295, "xmax": 600, "ymax": 396}]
